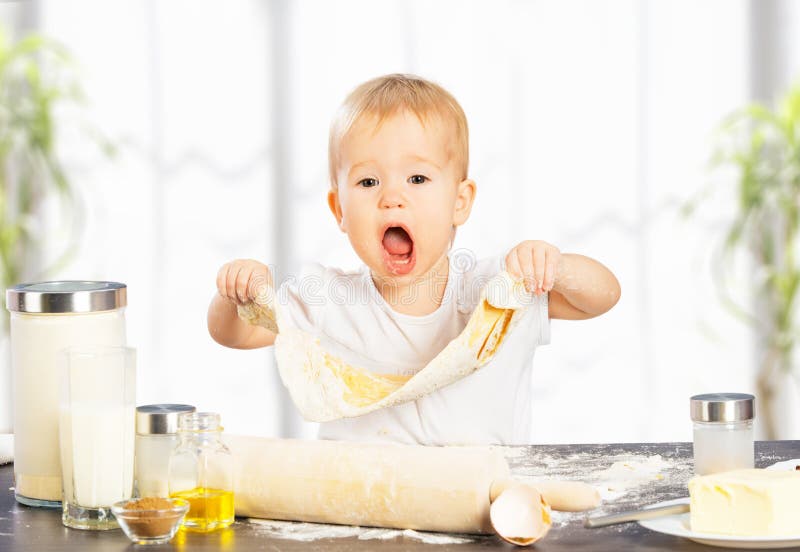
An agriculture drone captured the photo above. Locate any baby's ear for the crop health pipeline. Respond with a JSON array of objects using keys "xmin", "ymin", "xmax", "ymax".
[
  {"xmin": 453, "ymin": 178, "xmax": 477, "ymax": 227},
  {"xmin": 327, "ymin": 189, "xmax": 346, "ymax": 231}
]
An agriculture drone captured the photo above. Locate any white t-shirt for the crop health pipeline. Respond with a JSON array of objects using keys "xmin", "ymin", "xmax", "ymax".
[{"xmin": 276, "ymin": 254, "xmax": 550, "ymax": 446}]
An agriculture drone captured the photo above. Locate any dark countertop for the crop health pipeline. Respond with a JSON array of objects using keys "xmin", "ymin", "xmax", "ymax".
[{"xmin": 1, "ymin": 441, "xmax": 798, "ymax": 551}]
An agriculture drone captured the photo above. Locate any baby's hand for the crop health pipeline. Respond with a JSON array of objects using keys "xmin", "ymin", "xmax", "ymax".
[
  {"xmin": 505, "ymin": 241, "xmax": 562, "ymax": 295},
  {"xmin": 216, "ymin": 259, "xmax": 273, "ymax": 306}
]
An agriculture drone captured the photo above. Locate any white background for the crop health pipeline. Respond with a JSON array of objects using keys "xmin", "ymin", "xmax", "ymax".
[{"xmin": 2, "ymin": 0, "xmax": 800, "ymax": 443}]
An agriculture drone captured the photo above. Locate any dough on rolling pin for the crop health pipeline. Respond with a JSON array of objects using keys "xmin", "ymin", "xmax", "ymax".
[
  {"xmin": 490, "ymin": 478, "xmax": 601, "ymax": 512},
  {"xmin": 238, "ymin": 271, "xmax": 534, "ymax": 422},
  {"xmin": 225, "ymin": 435, "xmax": 510, "ymax": 534}
]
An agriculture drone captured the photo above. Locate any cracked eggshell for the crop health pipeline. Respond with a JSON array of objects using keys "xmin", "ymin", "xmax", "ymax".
[{"xmin": 490, "ymin": 484, "xmax": 552, "ymax": 546}]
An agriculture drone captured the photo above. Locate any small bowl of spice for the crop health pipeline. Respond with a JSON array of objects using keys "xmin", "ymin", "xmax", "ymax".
[{"xmin": 111, "ymin": 497, "xmax": 190, "ymax": 545}]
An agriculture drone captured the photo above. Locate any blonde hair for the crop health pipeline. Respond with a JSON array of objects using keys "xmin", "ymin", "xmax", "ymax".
[{"xmin": 328, "ymin": 73, "xmax": 469, "ymax": 188}]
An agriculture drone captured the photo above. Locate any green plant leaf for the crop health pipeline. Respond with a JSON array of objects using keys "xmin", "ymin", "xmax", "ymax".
[
  {"xmin": 0, "ymin": 26, "xmax": 115, "ymax": 328},
  {"xmin": 692, "ymin": 80, "xmax": 800, "ymax": 379}
]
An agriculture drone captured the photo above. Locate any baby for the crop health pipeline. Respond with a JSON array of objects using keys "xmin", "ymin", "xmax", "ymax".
[{"xmin": 207, "ymin": 74, "xmax": 621, "ymax": 445}]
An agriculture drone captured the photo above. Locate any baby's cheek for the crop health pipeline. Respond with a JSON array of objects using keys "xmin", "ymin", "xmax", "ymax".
[{"xmin": 417, "ymin": 220, "xmax": 453, "ymax": 252}]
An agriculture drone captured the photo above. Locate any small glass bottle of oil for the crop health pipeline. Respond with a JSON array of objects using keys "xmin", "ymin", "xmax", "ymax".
[{"xmin": 168, "ymin": 412, "xmax": 234, "ymax": 532}]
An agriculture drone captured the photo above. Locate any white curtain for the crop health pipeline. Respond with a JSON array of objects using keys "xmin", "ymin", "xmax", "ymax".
[{"xmin": 4, "ymin": 0, "xmax": 800, "ymax": 442}]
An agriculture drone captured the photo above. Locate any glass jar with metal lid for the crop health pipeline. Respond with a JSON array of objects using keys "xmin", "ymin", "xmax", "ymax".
[
  {"xmin": 6, "ymin": 281, "xmax": 127, "ymax": 507},
  {"xmin": 135, "ymin": 404, "xmax": 196, "ymax": 497},
  {"xmin": 690, "ymin": 392, "xmax": 755, "ymax": 475},
  {"xmin": 169, "ymin": 412, "xmax": 234, "ymax": 532}
]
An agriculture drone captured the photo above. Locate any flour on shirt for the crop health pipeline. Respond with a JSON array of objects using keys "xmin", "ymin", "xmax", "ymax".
[{"xmin": 243, "ymin": 255, "xmax": 550, "ymax": 445}]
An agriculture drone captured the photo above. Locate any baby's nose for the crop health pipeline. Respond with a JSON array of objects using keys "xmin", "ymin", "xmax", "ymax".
[{"xmin": 378, "ymin": 186, "xmax": 406, "ymax": 209}]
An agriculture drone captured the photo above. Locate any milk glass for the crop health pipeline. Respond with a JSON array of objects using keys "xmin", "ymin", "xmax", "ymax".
[{"xmin": 59, "ymin": 346, "xmax": 136, "ymax": 530}]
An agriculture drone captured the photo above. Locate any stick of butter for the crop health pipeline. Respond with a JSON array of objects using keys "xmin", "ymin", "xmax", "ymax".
[{"xmin": 689, "ymin": 469, "xmax": 800, "ymax": 536}]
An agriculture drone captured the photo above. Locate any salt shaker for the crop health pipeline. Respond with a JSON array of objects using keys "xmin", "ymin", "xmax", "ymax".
[
  {"xmin": 690, "ymin": 393, "xmax": 755, "ymax": 475},
  {"xmin": 135, "ymin": 404, "xmax": 196, "ymax": 497}
]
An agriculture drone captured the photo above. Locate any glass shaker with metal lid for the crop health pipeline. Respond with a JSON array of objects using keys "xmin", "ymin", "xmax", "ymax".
[
  {"xmin": 690, "ymin": 392, "xmax": 755, "ymax": 475},
  {"xmin": 135, "ymin": 404, "xmax": 196, "ymax": 497},
  {"xmin": 6, "ymin": 281, "xmax": 127, "ymax": 507}
]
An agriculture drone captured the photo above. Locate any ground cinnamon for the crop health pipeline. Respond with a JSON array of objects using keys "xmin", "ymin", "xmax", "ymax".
[
  {"xmin": 127, "ymin": 497, "xmax": 173, "ymax": 510},
  {"xmin": 120, "ymin": 497, "xmax": 182, "ymax": 537}
]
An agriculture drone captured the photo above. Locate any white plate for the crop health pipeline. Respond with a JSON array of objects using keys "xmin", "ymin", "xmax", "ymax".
[
  {"xmin": 639, "ymin": 498, "xmax": 800, "ymax": 549},
  {"xmin": 764, "ymin": 458, "xmax": 800, "ymax": 471}
]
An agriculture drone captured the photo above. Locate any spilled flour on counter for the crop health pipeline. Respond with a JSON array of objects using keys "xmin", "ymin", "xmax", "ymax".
[
  {"xmin": 245, "ymin": 519, "xmax": 474, "ymax": 544},
  {"xmin": 593, "ymin": 455, "xmax": 673, "ymax": 501},
  {"xmin": 498, "ymin": 445, "xmax": 691, "ymax": 519},
  {"xmin": 491, "ymin": 447, "xmax": 693, "ymax": 539},
  {"xmin": 506, "ymin": 452, "xmax": 675, "ymax": 502}
]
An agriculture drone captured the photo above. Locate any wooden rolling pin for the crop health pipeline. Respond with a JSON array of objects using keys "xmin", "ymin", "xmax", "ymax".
[
  {"xmin": 491, "ymin": 478, "xmax": 601, "ymax": 512},
  {"xmin": 225, "ymin": 436, "xmax": 601, "ymax": 534},
  {"xmin": 225, "ymin": 436, "xmax": 509, "ymax": 534}
]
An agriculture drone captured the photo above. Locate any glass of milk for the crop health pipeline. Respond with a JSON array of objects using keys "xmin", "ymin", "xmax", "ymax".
[{"xmin": 59, "ymin": 346, "xmax": 136, "ymax": 530}]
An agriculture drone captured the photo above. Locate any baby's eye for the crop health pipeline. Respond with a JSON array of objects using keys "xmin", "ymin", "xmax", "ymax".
[
  {"xmin": 358, "ymin": 178, "xmax": 379, "ymax": 188},
  {"xmin": 408, "ymin": 175, "xmax": 429, "ymax": 184}
]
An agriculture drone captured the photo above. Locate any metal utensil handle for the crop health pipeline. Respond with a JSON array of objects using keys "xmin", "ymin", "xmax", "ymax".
[{"xmin": 583, "ymin": 502, "xmax": 690, "ymax": 528}]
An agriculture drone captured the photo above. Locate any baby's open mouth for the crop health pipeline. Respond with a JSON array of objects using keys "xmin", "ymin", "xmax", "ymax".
[{"xmin": 381, "ymin": 225, "xmax": 416, "ymax": 275}]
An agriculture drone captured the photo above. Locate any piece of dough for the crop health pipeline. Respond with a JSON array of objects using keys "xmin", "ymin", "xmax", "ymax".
[
  {"xmin": 225, "ymin": 435, "xmax": 510, "ymax": 534},
  {"xmin": 490, "ymin": 478, "xmax": 601, "ymax": 512},
  {"xmin": 237, "ymin": 284, "xmax": 278, "ymax": 334},
  {"xmin": 239, "ymin": 271, "xmax": 534, "ymax": 422}
]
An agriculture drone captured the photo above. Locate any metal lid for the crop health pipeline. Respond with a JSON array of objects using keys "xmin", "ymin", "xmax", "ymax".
[
  {"xmin": 690, "ymin": 393, "xmax": 755, "ymax": 423},
  {"xmin": 136, "ymin": 404, "xmax": 196, "ymax": 435},
  {"xmin": 6, "ymin": 281, "xmax": 127, "ymax": 314}
]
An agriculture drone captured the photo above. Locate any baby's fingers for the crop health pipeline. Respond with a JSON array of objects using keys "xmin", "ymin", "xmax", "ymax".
[
  {"xmin": 247, "ymin": 268, "xmax": 271, "ymax": 304},
  {"xmin": 216, "ymin": 265, "xmax": 229, "ymax": 298},
  {"xmin": 225, "ymin": 264, "xmax": 243, "ymax": 303},
  {"xmin": 542, "ymin": 251, "xmax": 560, "ymax": 292},
  {"xmin": 515, "ymin": 246, "xmax": 536, "ymax": 292},
  {"xmin": 235, "ymin": 267, "xmax": 253, "ymax": 304},
  {"xmin": 505, "ymin": 250, "xmax": 523, "ymax": 281},
  {"xmin": 532, "ymin": 247, "xmax": 547, "ymax": 295}
]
